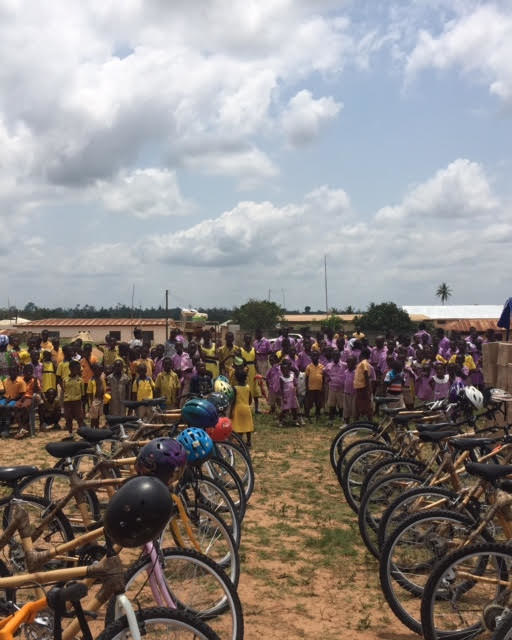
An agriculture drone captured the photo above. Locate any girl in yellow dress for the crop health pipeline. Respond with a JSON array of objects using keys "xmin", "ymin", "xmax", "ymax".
[
  {"xmin": 200, "ymin": 332, "xmax": 219, "ymax": 379},
  {"xmin": 231, "ymin": 369, "xmax": 254, "ymax": 448},
  {"xmin": 240, "ymin": 334, "xmax": 262, "ymax": 414}
]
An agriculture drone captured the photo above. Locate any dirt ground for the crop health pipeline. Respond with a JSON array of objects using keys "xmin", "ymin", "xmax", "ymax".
[{"xmin": 0, "ymin": 417, "xmax": 417, "ymax": 639}]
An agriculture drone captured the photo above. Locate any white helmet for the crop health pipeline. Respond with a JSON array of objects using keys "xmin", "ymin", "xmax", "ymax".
[
  {"xmin": 462, "ymin": 385, "xmax": 484, "ymax": 410},
  {"xmin": 0, "ymin": 335, "xmax": 9, "ymax": 347}
]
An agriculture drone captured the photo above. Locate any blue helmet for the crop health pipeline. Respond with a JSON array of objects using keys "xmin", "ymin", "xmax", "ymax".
[
  {"xmin": 177, "ymin": 427, "xmax": 214, "ymax": 463},
  {"xmin": 181, "ymin": 398, "xmax": 218, "ymax": 429}
]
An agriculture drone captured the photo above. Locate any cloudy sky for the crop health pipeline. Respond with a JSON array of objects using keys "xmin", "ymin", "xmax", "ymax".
[{"xmin": 2, "ymin": 0, "xmax": 511, "ymax": 312}]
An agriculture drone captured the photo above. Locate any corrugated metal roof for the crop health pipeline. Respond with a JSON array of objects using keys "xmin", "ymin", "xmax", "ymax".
[
  {"xmin": 402, "ymin": 305, "xmax": 502, "ymax": 320},
  {"xmin": 17, "ymin": 318, "xmax": 176, "ymax": 328},
  {"xmin": 283, "ymin": 314, "xmax": 359, "ymax": 323},
  {"xmin": 441, "ymin": 319, "xmax": 501, "ymax": 333}
]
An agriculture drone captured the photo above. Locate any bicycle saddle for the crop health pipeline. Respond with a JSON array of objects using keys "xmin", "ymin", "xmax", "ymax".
[
  {"xmin": 104, "ymin": 415, "xmax": 130, "ymax": 425},
  {"xmin": 418, "ymin": 429, "xmax": 459, "ymax": 443},
  {"xmin": 77, "ymin": 427, "xmax": 114, "ymax": 443},
  {"xmin": 0, "ymin": 466, "xmax": 39, "ymax": 482},
  {"xmin": 45, "ymin": 440, "xmax": 92, "ymax": 459},
  {"xmin": 448, "ymin": 437, "xmax": 498, "ymax": 452},
  {"xmin": 465, "ymin": 461, "xmax": 512, "ymax": 483}
]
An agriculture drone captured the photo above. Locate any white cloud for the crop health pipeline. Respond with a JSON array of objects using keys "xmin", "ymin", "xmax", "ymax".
[
  {"xmin": 376, "ymin": 159, "xmax": 498, "ymax": 222},
  {"xmin": 282, "ymin": 90, "xmax": 342, "ymax": 146},
  {"xmin": 97, "ymin": 169, "xmax": 192, "ymax": 218},
  {"xmin": 406, "ymin": 5, "xmax": 512, "ymax": 105}
]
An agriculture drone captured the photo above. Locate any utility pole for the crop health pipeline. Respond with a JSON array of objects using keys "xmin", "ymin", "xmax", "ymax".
[
  {"xmin": 165, "ymin": 289, "xmax": 169, "ymax": 341},
  {"xmin": 324, "ymin": 254, "xmax": 329, "ymax": 314}
]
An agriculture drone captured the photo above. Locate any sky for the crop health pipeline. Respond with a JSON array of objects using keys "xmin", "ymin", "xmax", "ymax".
[{"xmin": 2, "ymin": 0, "xmax": 512, "ymax": 313}]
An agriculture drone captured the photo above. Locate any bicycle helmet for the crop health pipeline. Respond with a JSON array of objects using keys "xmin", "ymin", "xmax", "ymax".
[
  {"xmin": 0, "ymin": 335, "xmax": 9, "ymax": 347},
  {"xmin": 213, "ymin": 379, "xmax": 235, "ymax": 403},
  {"xmin": 135, "ymin": 437, "xmax": 188, "ymax": 485},
  {"xmin": 206, "ymin": 392, "xmax": 230, "ymax": 413},
  {"xmin": 103, "ymin": 476, "xmax": 173, "ymax": 547},
  {"xmin": 449, "ymin": 380, "xmax": 466, "ymax": 403},
  {"xmin": 216, "ymin": 375, "xmax": 229, "ymax": 384},
  {"xmin": 181, "ymin": 398, "xmax": 218, "ymax": 429},
  {"xmin": 460, "ymin": 385, "xmax": 484, "ymax": 410},
  {"xmin": 206, "ymin": 417, "xmax": 233, "ymax": 442},
  {"xmin": 176, "ymin": 427, "xmax": 214, "ymax": 463}
]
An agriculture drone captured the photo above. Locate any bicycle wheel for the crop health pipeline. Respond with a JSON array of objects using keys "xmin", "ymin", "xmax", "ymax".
[
  {"xmin": 18, "ymin": 469, "xmax": 101, "ymax": 532},
  {"xmin": 377, "ymin": 486, "xmax": 473, "ymax": 551},
  {"xmin": 199, "ymin": 459, "xmax": 246, "ymax": 518},
  {"xmin": 340, "ymin": 443, "xmax": 395, "ymax": 512},
  {"xmin": 358, "ymin": 473, "xmax": 423, "ymax": 559},
  {"xmin": 2, "ymin": 495, "xmax": 74, "ymax": 574},
  {"xmin": 107, "ymin": 547, "xmax": 243, "ymax": 640},
  {"xmin": 329, "ymin": 422, "xmax": 386, "ymax": 472},
  {"xmin": 178, "ymin": 475, "xmax": 242, "ymax": 546},
  {"xmin": 335, "ymin": 437, "xmax": 392, "ymax": 489},
  {"xmin": 379, "ymin": 509, "xmax": 492, "ymax": 634},
  {"xmin": 421, "ymin": 542, "xmax": 512, "ymax": 640},
  {"xmin": 359, "ymin": 456, "xmax": 426, "ymax": 500},
  {"xmin": 214, "ymin": 442, "xmax": 254, "ymax": 502},
  {"xmin": 99, "ymin": 606, "xmax": 220, "ymax": 640},
  {"xmin": 163, "ymin": 504, "xmax": 240, "ymax": 586}
]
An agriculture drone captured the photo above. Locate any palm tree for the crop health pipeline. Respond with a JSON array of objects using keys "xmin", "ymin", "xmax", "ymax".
[{"xmin": 436, "ymin": 283, "xmax": 452, "ymax": 305}]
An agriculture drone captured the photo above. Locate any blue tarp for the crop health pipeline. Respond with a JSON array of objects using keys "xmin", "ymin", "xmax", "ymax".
[{"xmin": 497, "ymin": 297, "xmax": 512, "ymax": 333}]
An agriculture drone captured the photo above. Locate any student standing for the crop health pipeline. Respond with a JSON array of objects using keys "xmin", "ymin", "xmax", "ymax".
[
  {"xmin": 240, "ymin": 334, "xmax": 262, "ymax": 414},
  {"xmin": 106, "ymin": 359, "xmax": 131, "ymax": 416},
  {"xmin": 304, "ymin": 351, "xmax": 324, "ymax": 420},
  {"xmin": 87, "ymin": 363, "xmax": 105, "ymax": 428},
  {"xmin": 155, "ymin": 357, "xmax": 180, "ymax": 410},
  {"xmin": 62, "ymin": 360, "xmax": 85, "ymax": 434},
  {"xmin": 325, "ymin": 350, "xmax": 346, "ymax": 425},
  {"xmin": 132, "ymin": 363, "xmax": 155, "ymax": 420},
  {"xmin": 231, "ymin": 369, "xmax": 254, "ymax": 448}
]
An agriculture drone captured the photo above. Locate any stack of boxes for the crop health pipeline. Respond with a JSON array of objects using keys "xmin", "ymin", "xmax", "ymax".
[{"xmin": 483, "ymin": 341, "xmax": 512, "ymax": 421}]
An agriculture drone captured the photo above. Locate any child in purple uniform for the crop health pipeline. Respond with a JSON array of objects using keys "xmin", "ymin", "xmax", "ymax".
[
  {"xmin": 279, "ymin": 360, "xmax": 299, "ymax": 426},
  {"xmin": 430, "ymin": 362, "xmax": 450, "ymax": 400},
  {"xmin": 415, "ymin": 365, "xmax": 434, "ymax": 402},
  {"xmin": 325, "ymin": 350, "xmax": 346, "ymax": 425},
  {"xmin": 266, "ymin": 354, "xmax": 281, "ymax": 414},
  {"xmin": 343, "ymin": 356, "xmax": 357, "ymax": 422}
]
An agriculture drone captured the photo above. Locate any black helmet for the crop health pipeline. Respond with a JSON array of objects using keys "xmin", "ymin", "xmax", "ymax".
[{"xmin": 104, "ymin": 476, "xmax": 173, "ymax": 548}]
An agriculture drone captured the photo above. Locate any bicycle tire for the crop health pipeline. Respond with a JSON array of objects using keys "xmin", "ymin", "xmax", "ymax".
[
  {"xmin": 329, "ymin": 422, "xmax": 385, "ymax": 472},
  {"xmin": 379, "ymin": 509, "xmax": 493, "ymax": 635},
  {"xmin": 335, "ymin": 437, "xmax": 393, "ymax": 488},
  {"xmin": 359, "ymin": 456, "xmax": 426, "ymax": 502},
  {"xmin": 421, "ymin": 542, "xmax": 512, "ymax": 640},
  {"xmin": 340, "ymin": 443, "xmax": 395, "ymax": 512},
  {"xmin": 358, "ymin": 473, "xmax": 424, "ymax": 559},
  {"xmin": 163, "ymin": 504, "xmax": 240, "ymax": 587},
  {"xmin": 106, "ymin": 547, "xmax": 243, "ymax": 640},
  {"xmin": 213, "ymin": 442, "xmax": 254, "ymax": 502},
  {"xmin": 178, "ymin": 475, "xmax": 241, "ymax": 547},
  {"xmin": 99, "ymin": 606, "xmax": 220, "ymax": 640},
  {"xmin": 377, "ymin": 485, "xmax": 478, "ymax": 551},
  {"xmin": 199, "ymin": 458, "xmax": 246, "ymax": 518},
  {"xmin": 18, "ymin": 469, "xmax": 101, "ymax": 532}
]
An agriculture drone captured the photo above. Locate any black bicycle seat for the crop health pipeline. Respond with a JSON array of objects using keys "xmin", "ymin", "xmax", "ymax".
[
  {"xmin": 374, "ymin": 396, "xmax": 401, "ymax": 406},
  {"xmin": 0, "ymin": 466, "xmax": 39, "ymax": 482},
  {"xmin": 77, "ymin": 427, "xmax": 114, "ymax": 443},
  {"xmin": 122, "ymin": 397, "xmax": 165, "ymax": 409},
  {"xmin": 448, "ymin": 437, "xmax": 498, "ymax": 452},
  {"xmin": 381, "ymin": 407, "xmax": 402, "ymax": 416},
  {"xmin": 104, "ymin": 415, "xmax": 130, "ymax": 426},
  {"xmin": 45, "ymin": 441, "xmax": 92, "ymax": 459},
  {"xmin": 465, "ymin": 461, "xmax": 512, "ymax": 483},
  {"xmin": 419, "ymin": 429, "xmax": 459, "ymax": 444}
]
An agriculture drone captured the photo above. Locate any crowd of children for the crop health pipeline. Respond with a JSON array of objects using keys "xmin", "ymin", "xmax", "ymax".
[{"xmin": 0, "ymin": 322, "xmax": 494, "ymax": 439}]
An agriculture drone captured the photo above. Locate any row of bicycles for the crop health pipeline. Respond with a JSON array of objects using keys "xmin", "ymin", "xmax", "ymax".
[
  {"xmin": 330, "ymin": 384, "xmax": 512, "ymax": 639},
  {"xmin": 0, "ymin": 377, "xmax": 253, "ymax": 640}
]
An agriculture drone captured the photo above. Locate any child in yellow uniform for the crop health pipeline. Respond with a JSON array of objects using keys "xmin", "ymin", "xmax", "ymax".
[
  {"xmin": 240, "ymin": 334, "xmax": 262, "ymax": 414},
  {"xmin": 155, "ymin": 357, "xmax": 180, "ymax": 409},
  {"xmin": 132, "ymin": 363, "xmax": 155, "ymax": 419},
  {"xmin": 41, "ymin": 350, "xmax": 57, "ymax": 393},
  {"xmin": 62, "ymin": 360, "xmax": 85, "ymax": 434},
  {"xmin": 231, "ymin": 369, "xmax": 254, "ymax": 448}
]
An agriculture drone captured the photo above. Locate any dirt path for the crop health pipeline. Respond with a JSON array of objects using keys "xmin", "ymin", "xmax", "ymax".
[{"xmin": 238, "ymin": 415, "xmax": 417, "ymax": 639}]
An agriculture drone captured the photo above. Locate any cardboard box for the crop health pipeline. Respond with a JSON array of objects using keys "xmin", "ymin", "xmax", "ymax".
[
  {"xmin": 497, "ymin": 364, "xmax": 509, "ymax": 390},
  {"xmin": 483, "ymin": 362, "xmax": 497, "ymax": 386},
  {"xmin": 498, "ymin": 342, "xmax": 512, "ymax": 366}
]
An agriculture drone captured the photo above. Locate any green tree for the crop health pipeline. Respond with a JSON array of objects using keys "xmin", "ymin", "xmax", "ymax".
[
  {"xmin": 358, "ymin": 302, "xmax": 413, "ymax": 334},
  {"xmin": 304, "ymin": 305, "xmax": 311, "ymax": 314},
  {"xmin": 436, "ymin": 282, "xmax": 452, "ymax": 305},
  {"xmin": 232, "ymin": 299, "xmax": 284, "ymax": 333}
]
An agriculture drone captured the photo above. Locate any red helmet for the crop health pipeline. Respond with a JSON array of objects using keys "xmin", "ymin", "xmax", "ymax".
[{"xmin": 206, "ymin": 417, "xmax": 233, "ymax": 442}]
